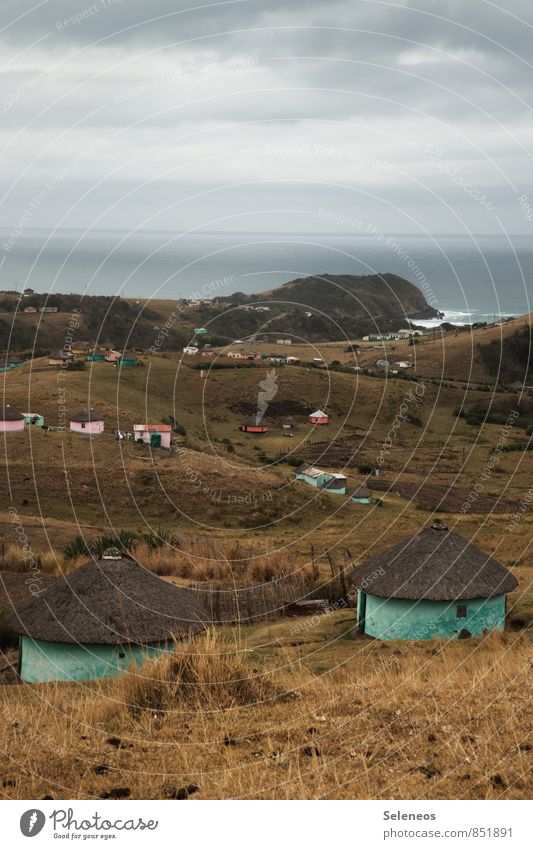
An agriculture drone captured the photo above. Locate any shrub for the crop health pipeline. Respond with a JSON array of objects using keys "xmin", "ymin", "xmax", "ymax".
[
  {"xmin": 162, "ymin": 416, "xmax": 186, "ymax": 436},
  {"xmin": 124, "ymin": 630, "xmax": 283, "ymax": 715},
  {"xmin": 63, "ymin": 530, "xmax": 139, "ymax": 561}
]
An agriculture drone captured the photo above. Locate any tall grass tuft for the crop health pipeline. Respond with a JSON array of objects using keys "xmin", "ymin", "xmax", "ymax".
[{"xmin": 122, "ymin": 629, "xmax": 283, "ymax": 715}]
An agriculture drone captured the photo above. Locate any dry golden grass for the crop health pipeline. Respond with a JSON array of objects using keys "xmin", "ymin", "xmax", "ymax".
[
  {"xmin": 0, "ymin": 544, "xmax": 63, "ymax": 576},
  {"xmin": 135, "ymin": 539, "xmax": 312, "ymax": 584},
  {"xmin": 1, "ymin": 618, "xmax": 532, "ymax": 800}
]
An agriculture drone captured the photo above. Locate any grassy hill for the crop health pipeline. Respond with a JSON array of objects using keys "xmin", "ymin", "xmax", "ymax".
[
  {"xmin": 1, "ymin": 322, "xmax": 532, "ymax": 802},
  {"xmin": 1, "ymin": 336, "xmax": 532, "ymax": 559},
  {"xmin": 0, "ymin": 272, "xmax": 440, "ymax": 354}
]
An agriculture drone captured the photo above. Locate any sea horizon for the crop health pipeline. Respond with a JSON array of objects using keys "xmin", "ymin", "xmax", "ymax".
[{"xmin": 1, "ymin": 228, "xmax": 531, "ymax": 326}]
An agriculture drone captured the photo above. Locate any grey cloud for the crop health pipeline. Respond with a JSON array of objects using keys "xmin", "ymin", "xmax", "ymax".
[{"xmin": 0, "ymin": 0, "xmax": 532, "ymax": 235}]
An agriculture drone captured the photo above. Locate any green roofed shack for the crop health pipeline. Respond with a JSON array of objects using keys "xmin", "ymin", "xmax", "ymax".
[
  {"xmin": 7, "ymin": 548, "xmax": 208, "ymax": 683},
  {"xmin": 119, "ymin": 351, "xmax": 139, "ymax": 366},
  {"xmin": 350, "ymin": 523, "xmax": 518, "ymax": 641}
]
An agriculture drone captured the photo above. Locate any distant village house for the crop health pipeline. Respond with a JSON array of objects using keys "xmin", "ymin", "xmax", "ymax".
[
  {"xmin": 133, "ymin": 424, "xmax": 172, "ymax": 449},
  {"xmin": 69, "ymin": 409, "xmax": 105, "ymax": 435}
]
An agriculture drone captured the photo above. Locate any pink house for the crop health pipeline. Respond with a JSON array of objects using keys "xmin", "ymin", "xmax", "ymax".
[
  {"xmin": 69, "ymin": 409, "xmax": 105, "ymax": 435},
  {"xmin": 133, "ymin": 424, "xmax": 172, "ymax": 449},
  {"xmin": 309, "ymin": 409, "xmax": 329, "ymax": 425},
  {"xmin": 0, "ymin": 405, "xmax": 25, "ymax": 433}
]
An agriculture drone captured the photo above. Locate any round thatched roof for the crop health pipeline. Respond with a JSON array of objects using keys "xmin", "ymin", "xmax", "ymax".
[
  {"xmin": 7, "ymin": 551, "xmax": 209, "ymax": 645},
  {"xmin": 70, "ymin": 408, "xmax": 104, "ymax": 423},
  {"xmin": 351, "ymin": 485, "xmax": 372, "ymax": 498},
  {"xmin": 349, "ymin": 524, "xmax": 518, "ymax": 601},
  {"xmin": 0, "ymin": 405, "xmax": 24, "ymax": 421}
]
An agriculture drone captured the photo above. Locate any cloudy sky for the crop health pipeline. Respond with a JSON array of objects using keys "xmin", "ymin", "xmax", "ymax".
[{"xmin": 1, "ymin": 0, "xmax": 533, "ymax": 236}]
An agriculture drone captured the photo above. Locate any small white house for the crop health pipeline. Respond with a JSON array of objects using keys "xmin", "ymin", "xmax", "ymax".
[
  {"xmin": 133, "ymin": 424, "xmax": 172, "ymax": 449},
  {"xmin": 183, "ymin": 346, "xmax": 199, "ymax": 356}
]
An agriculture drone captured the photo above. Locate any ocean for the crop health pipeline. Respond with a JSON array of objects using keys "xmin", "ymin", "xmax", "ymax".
[{"xmin": 1, "ymin": 230, "xmax": 532, "ymax": 325}]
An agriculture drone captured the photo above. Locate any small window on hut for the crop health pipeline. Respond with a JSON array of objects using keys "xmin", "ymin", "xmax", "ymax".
[
  {"xmin": 456, "ymin": 604, "xmax": 467, "ymax": 618},
  {"xmin": 81, "ymin": 422, "xmax": 86, "ymax": 429}
]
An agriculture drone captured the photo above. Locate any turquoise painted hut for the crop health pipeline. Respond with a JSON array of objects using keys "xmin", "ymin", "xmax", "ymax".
[
  {"xmin": 87, "ymin": 349, "xmax": 106, "ymax": 362},
  {"xmin": 1, "ymin": 356, "xmax": 22, "ymax": 372},
  {"xmin": 119, "ymin": 351, "xmax": 139, "ymax": 366},
  {"xmin": 7, "ymin": 548, "xmax": 209, "ymax": 683},
  {"xmin": 295, "ymin": 464, "xmax": 347, "ymax": 494},
  {"xmin": 294, "ymin": 464, "xmax": 331, "ymax": 489},
  {"xmin": 23, "ymin": 413, "xmax": 45, "ymax": 427},
  {"xmin": 350, "ymin": 484, "xmax": 372, "ymax": 504},
  {"xmin": 350, "ymin": 523, "xmax": 518, "ymax": 641},
  {"xmin": 321, "ymin": 474, "xmax": 348, "ymax": 495}
]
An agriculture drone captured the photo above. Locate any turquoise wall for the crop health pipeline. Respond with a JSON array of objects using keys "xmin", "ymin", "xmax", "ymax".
[
  {"xmin": 358, "ymin": 591, "xmax": 506, "ymax": 640},
  {"xmin": 19, "ymin": 637, "xmax": 176, "ymax": 683},
  {"xmin": 298, "ymin": 472, "xmax": 329, "ymax": 488},
  {"xmin": 323, "ymin": 482, "xmax": 346, "ymax": 495},
  {"xmin": 351, "ymin": 496, "xmax": 372, "ymax": 504}
]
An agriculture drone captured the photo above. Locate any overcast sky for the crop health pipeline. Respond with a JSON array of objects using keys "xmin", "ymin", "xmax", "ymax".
[{"xmin": 1, "ymin": 0, "xmax": 533, "ymax": 236}]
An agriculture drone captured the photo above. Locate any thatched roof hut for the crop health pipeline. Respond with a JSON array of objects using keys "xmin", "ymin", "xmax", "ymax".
[
  {"xmin": 8, "ymin": 550, "xmax": 208, "ymax": 645},
  {"xmin": 69, "ymin": 408, "xmax": 105, "ymax": 435},
  {"xmin": 350, "ymin": 484, "xmax": 372, "ymax": 502},
  {"xmin": 350, "ymin": 524, "xmax": 517, "ymax": 600},
  {"xmin": 8, "ymin": 549, "xmax": 209, "ymax": 682},
  {"xmin": 350, "ymin": 523, "xmax": 518, "ymax": 641},
  {"xmin": 0, "ymin": 404, "xmax": 25, "ymax": 432},
  {"xmin": 0, "ymin": 404, "xmax": 25, "ymax": 421},
  {"xmin": 69, "ymin": 408, "xmax": 104, "ymax": 423}
]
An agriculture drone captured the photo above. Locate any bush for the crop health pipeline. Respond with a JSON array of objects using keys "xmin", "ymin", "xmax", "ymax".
[
  {"xmin": 63, "ymin": 530, "xmax": 136, "ymax": 561},
  {"xmin": 162, "ymin": 415, "xmax": 186, "ymax": 436},
  {"xmin": 124, "ymin": 630, "xmax": 283, "ymax": 716},
  {"xmin": 63, "ymin": 529, "xmax": 181, "ymax": 561}
]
